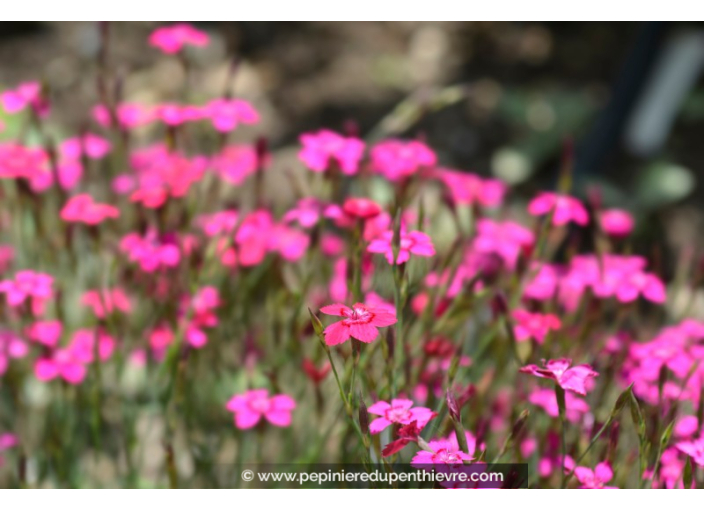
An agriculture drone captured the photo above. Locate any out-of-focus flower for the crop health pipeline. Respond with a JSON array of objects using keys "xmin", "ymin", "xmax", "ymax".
[
  {"xmin": 0, "ymin": 331, "xmax": 27, "ymax": 376},
  {"xmin": 367, "ymin": 399, "xmax": 436, "ymax": 434},
  {"xmin": 302, "ymin": 359, "xmax": 331, "ymax": 385},
  {"xmin": 60, "ymin": 133, "xmax": 111, "ymax": 160},
  {"xmin": 512, "ymin": 309, "xmax": 561, "ymax": 344},
  {"xmin": 1, "ymin": 81, "xmax": 49, "ymax": 118},
  {"xmin": 92, "ymin": 103, "xmax": 154, "ymax": 130},
  {"xmin": 211, "ymin": 145, "xmax": 260, "ymax": 186},
  {"xmin": 520, "ymin": 358, "xmax": 598, "ymax": 396},
  {"xmin": 472, "ymin": 218, "xmax": 534, "ymax": 269},
  {"xmin": 205, "ymin": 99, "xmax": 259, "ymax": 132},
  {"xmin": 599, "ymin": 209, "xmax": 634, "ymax": 237},
  {"xmin": 298, "ymin": 129, "xmax": 365, "ymax": 175},
  {"xmin": 371, "ymin": 139, "xmax": 436, "ymax": 181},
  {"xmin": 149, "ymin": 23, "xmax": 209, "ymax": 54},
  {"xmin": 26, "ymin": 320, "xmax": 62, "ymax": 347},
  {"xmin": 154, "ymin": 103, "xmax": 204, "ymax": 127},
  {"xmin": 367, "ymin": 229, "xmax": 435, "ymax": 265},
  {"xmin": 60, "ymin": 194, "xmax": 119, "ymax": 225},
  {"xmin": 573, "ymin": 462, "xmax": 618, "ymax": 489},
  {"xmin": 675, "ymin": 437, "xmax": 704, "ymax": 467},
  {"xmin": 435, "ymin": 168, "xmax": 506, "ymax": 207},
  {"xmin": 81, "ymin": 288, "xmax": 132, "ymax": 318},
  {"xmin": 320, "ymin": 302, "xmax": 397, "ymax": 345},
  {"xmin": 226, "ymin": 389, "xmax": 296, "ymax": 429},
  {"xmin": 528, "ymin": 192, "xmax": 589, "ymax": 226},
  {"xmin": 342, "ymin": 197, "xmax": 382, "ymax": 220},
  {"xmin": 528, "ymin": 388, "xmax": 589, "ymax": 423},
  {"xmin": 0, "ymin": 270, "xmax": 53, "ymax": 313},
  {"xmin": 119, "ymin": 231, "xmax": 181, "ymax": 272}
]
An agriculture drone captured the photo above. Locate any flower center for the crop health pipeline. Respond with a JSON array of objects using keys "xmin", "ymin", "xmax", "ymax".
[
  {"xmin": 385, "ymin": 407, "xmax": 411, "ymax": 422},
  {"xmin": 249, "ymin": 397, "xmax": 271, "ymax": 414},
  {"xmin": 435, "ymin": 449, "xmax": 461, "ymax": 464}
]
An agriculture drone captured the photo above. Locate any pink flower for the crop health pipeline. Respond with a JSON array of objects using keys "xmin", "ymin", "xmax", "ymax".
[
  {"xmin": 149, "ymin": 23, "xmax": 209, "ymax": 54},
  {"xmin": 574, "ymin": 462, "xmax": 618, "ymax": 489},
  {"xmin": 283, "ymin": 198, "xmax": 326, "ymax": 228},
  {"xmin": 60, "ymin": 133, "xmax": 111, "ymax": 160},
  {"xmin": 676, "ymin": 437, "xmax": 704, "ymax": 467},
  {"xmin": 92, "ymin": 103, "xmax": 154, "ymax": 130},
  {"xmin": 298, "ymin": 129, "xmax": 365, "ymax": 175},
  {"xmin": 0, "ymin": 331, "xmax": 27, "ymax": 376},
  {"xmin": 512, "ymin": 309, "xmax": 561, "ymax": 344},
  {"xmin": 26, "ymin": 320, "xmax": 62, "ymax": 347},
  {"xmin": 367, "ymin": 399, "xmax": 436, "ymax": 434},
  {"xmin": 60, "ymin": 194, "xmax": 119, "ymax": 225},
  {"xmin": 211, "ymin": 145, "xmax": 260, "ymax": 186},
  {"xmin": 435, "ymin": 168, "xmax": 506, "ymax": 207},
  {"xmin": 0, "ymin": 270, "xmax": 53, "ymax": 312},
  {"xmin": 35, "ymin": 350, "xmax": 86, "ymax": 385},
  {"xmin": 119, "ymin": 231, "xmax": 181, "ymax": 272},
  {"xmin": 528, "ymin": 388, "xmax": 589, "ymax": 423},
  {"xmin": 342, "ymin": 198, "xmax": 382, "ymax": 219},
  {"xmin": 528, "ymin": 192, "xmax": 589, "ymax": 226},
  {"xmin": 154, "ymin": 103, "xmax": 204, "ymax": 126},
  {"xmin": 1, "ymin": 82, "xmax": 49, "ymax": 118},
  {"xmin": 411, "ymin": 431, "xmax": 477, "ymax": 466},
  {"xmin": 367, "ymin": 229, "xmax": 435, "ymax": 265},
  {"xmin": 80, "ymin": 288, "xmax": 132, "ymax": 318},
  {"xmin": 320, "ymin": 302, "xmax": 397, "ymax": 345},
  {"xmin": 197, "ymin": 210, "xmax": 239, "ymax": 237},
  {"xmin": 599, "ymin": 209, "xmax": 634, "ymax": 237},
  {"xmin": 371, "ymin": 139, "xmax": 436, "ymax": 181},
  {"xmin": 520, "ymin": 358, "xmax": 598, "ymax": 396},
  {"xmin": 472, "ymin": 219, "xmax": 534, "ymax": 269},
  {"xmin": 226, "ymin": 389, "xmax": 296, "ymax": 429},
  {"xmin": 205, "ymin": 99, "xmax": 259, "ymax": 132}
]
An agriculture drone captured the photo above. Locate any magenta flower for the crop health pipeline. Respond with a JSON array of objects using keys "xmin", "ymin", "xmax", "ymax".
[
  {"xmin": 574, "ymin": 462, "xmax": 618, "ymax": 489},
  {"xmin": 283, "ymin": 198, "xmax": 326, "ymax": 228},
  {"xmin": 528, "ymin": 192, "xmax": 589, "ymax": 226},
  {"xmin": 35, "ymin": 350, "xmax": 87, "ymax": 385},
  {"xmin": 0, "ymin": 331, "xmax": 27, "ymax": 376},
  {"xmin": 675, "ymin": 437, "xmax": 704, "ymax": 467},
  {"xmin": 0, "ymin": 432, "xmax": 17, "ymax": 468},
  {"xmin": 599, "ymin": 209, "xmax": 634, "ymax": 237},
  {"xmin": 154, "ymin": 103, "xmax": 204, "ymax": 127},
  {"xmin": 320, "ymin": 302, "xmax": 397, "ymax": 345},
  {"xmin": 435, "ymin": 168, "xmax": 506, "ymax": 207},
  {"xmin": 149, "ymin": 23, "xmax": 209, "ymax": 54},
  {"xmin": 367, "ymin": 229, "xmax": 435, "ymax": 265},
  {"xmin": 1, "ymin": 81, "xmax": 49, "ymax": 118},
  {"xmin": 528, "ymin": 388, "xmax": 590, "ymax": 423},
  {"xmin": 205, "ymin": 99, "xmax": 260, "ymax": 133},
  {"xmin": 512, "ymin": 309, "xmax": 561, "ymax": 344},
  {"xmin": 81, "ymin": 288, "xmax": 132, "ymax": 318},
  {"xmin": 119, "ymin": 231, "xmax": 181, "ymax": 272},
  {"xmin": 226, "ymin": 389, "xmax": 296, "ymax": 429},
  {"xmin": 298, "ymin": 129, "xmax": 365, "ymax": 175},
  {"xmin": 212, "ymin": 145, "xmax": 261, "ymax": 186},
  {"xmin": 472, "ymin": 218, "xmax": 534, "ymax": 269},
  {"xmin": 60, "ymin": 133, "xmax": 111, "ymax": 161},
  {"xmin": 342, "ymin": 197, "xmax": 382, "ymax": 220},
  {"xmin": 92, "ymin": 102, "xmax": 154, "ymax": 130},
  {"xmin": 371, "ymin": 139, "xmax": 436, "ymax": 181},
  {"xmin": 411, "ymin": 431, "xmax": 477, "ymax": 466},
  {"xmin": 520, "ymin": 358, "xmax": 598, "ymax": 396},
  {"xmin": 26, "ymin": 320, "xmax": 62, "ymax": 347},
  {"xmin": 0, "ymin": 270, "xmax": 53, "ymax": 312},
  {"xmin": 60, "ymin": 194, "xmax": 119, "ymax": 225},
  {"xmin": 367, "ymin": 399, "xmax": 436, "ymax": 434}
]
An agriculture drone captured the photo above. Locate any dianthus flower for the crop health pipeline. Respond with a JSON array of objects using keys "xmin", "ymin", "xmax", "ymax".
[
  {"xmin": 92, "ymin": 102, "xmax": 154, "ymax": 130},
  {"xmin": 367, "ymin": 229, "xmax": 435, "ymax": 265},
  {"xmin": 520, "ymin": 358, "xmax": 598, "ymax": 396},
  {"xmin": 211, "ymin": 145, "xmax": 260, "ymax": 185},
  {"xmin": 528, "ymin": 388, "xmax": 589, "ymax": 423},
  {"xmin": 528, "ymin": 192, "xmax": 589, "ymax": 226},
  {"xmin": 573, "ymin": 462, "xmax": 618, "ymax": 489},
  {"xmin": 149, "ymin": 23, "xmax": 209, "ymax": 54},
  {"xmin": 370, "ymin": 139, "xmax": 436, "ymax": 181},
  {"xmin": 599, "ymin": 209, "xmax": 634, "ymax": 237},
  {"xmin": 411, "ymin": 431, "xmax": 477, "ymax": 466},
  {"xmin": 26, "ymin": 320, "xmax": 62, "ymax": 347},
  {"xmin": 1, "ymin": 81, "xmax": 49, "ymax": 118},
  {"xmin": 59, "ymin": 133, "xmax": 111, "ymax": 160},
  {"xmin": 512, "ymin": 309, "xmax": 561, "ymax": 344},
  {"xmin": 435, "ymin": 168, "xmax": 506, "ymax": 207},
  {"xmin": 205, "ymin": 98, "xmax": 260, "ymax": 133},
  {"xmin": 367, "ymin": 399, "xmax": 436, "ymax": 434},
  {"xmin": 0, "ymin": 270, "xmax": 53, "ymax": 313},
  {"xmin": 119, "ymin": 231, "xmax": 181, "ymax": 272},
  {"xmin": 320, "ymin": 302, "xmax": 397, "ymax": 345},
  {"xmin": 80, "ymin": 288, "xmax": 132, "ymax": 318},
  {"xmin": 472, "ymin": 218, "xmax": 534, "ymax": 269},
  {"xmin": 298, "ymin": 129, "xmax": 365, "ymax": 175},
  {"xmin": 226, "ymin": 389, "xmax": 296, "ymax": 429},
  {"xmin": 0, "ymin": 331, "xmax": 27, "ymax": 376},
  {"xmin": 60, "ymin": 194, "xmax": 119, "ymax": 225}
]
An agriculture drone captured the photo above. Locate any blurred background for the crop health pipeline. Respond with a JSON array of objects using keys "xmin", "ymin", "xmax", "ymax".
[{"xmin": 2, "ymin": 21, "xmax": 704, "ymax": 260}]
